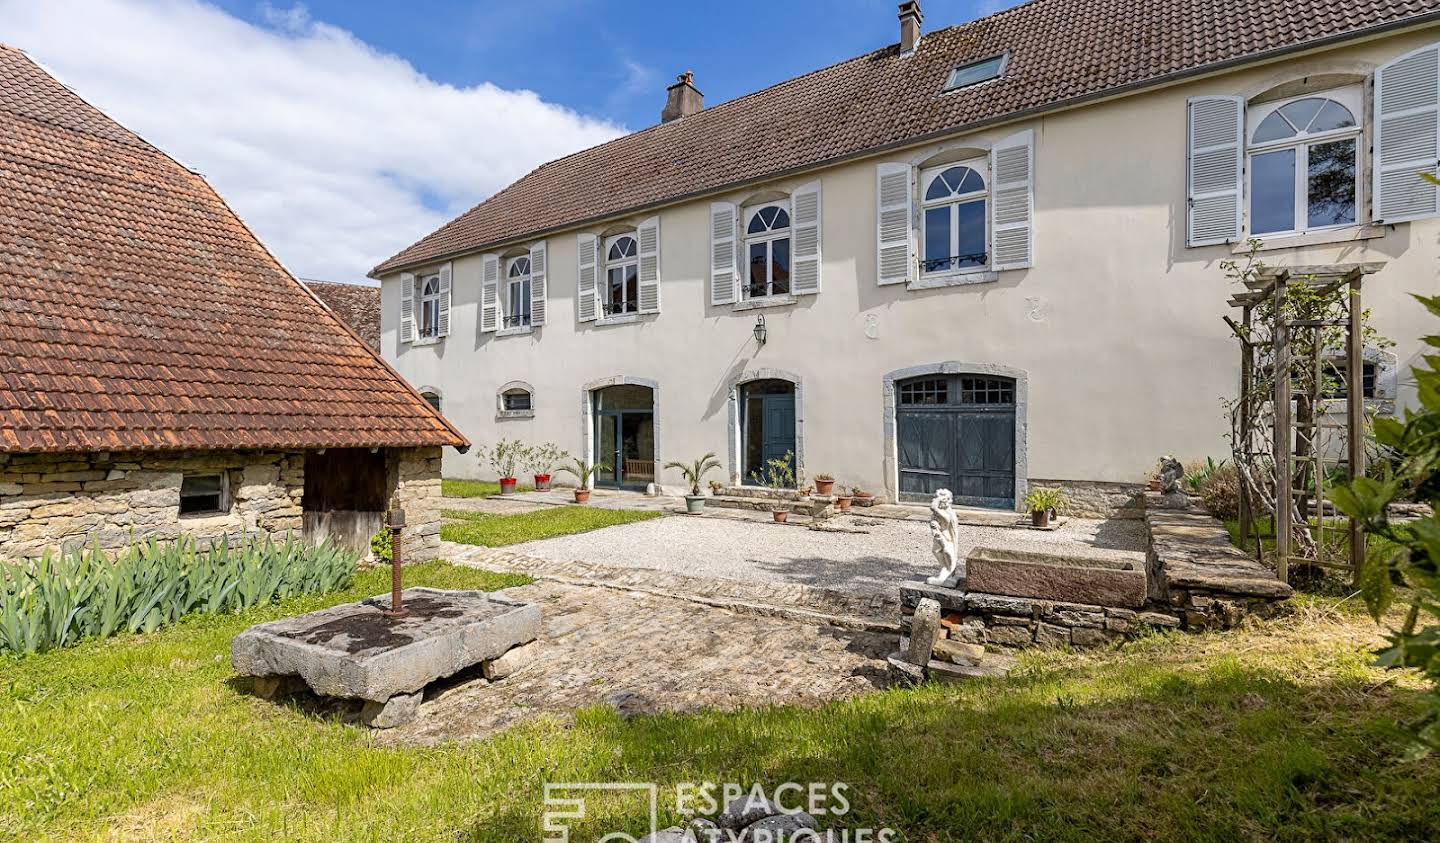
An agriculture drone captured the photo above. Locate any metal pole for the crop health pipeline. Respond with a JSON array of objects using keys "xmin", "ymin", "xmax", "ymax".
[
  {"xmin": 1347, "ymin": 275, "xmax": 1366, "ymax": 585},
  {"xmin": 1273, "ymin": 280, "xmax": 1292, "ymax": 584},
  {"xmin": 383, "ymin": 507, "xmax": 408, "ymax": 619}
]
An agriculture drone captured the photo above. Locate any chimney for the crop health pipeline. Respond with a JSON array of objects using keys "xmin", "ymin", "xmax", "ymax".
[
  {"xmin": 898, "ymin": 1, "xmax": 923, "ymax": 54},
  {"xmin": 661, "ymin": 71, "xmax": 703, "ymax": 123}
]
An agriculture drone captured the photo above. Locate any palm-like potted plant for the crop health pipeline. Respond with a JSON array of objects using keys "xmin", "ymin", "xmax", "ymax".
[
  {"xmin": 558, "ymin": 456, "xmax": 609, "ymax": 504},
  {"xmin": 1023, "ymin": 487, "xmax": 1067, "ymax": 528},
  {"xmin": 666, "ymin": 453, "xmax": 723, "ymax": 514},
  {"xmin": 482, "ymin": 439, "xmax": 528, "ymax": 494},
  {"xmin": 751, "ymin": 451, "xmax": 797, "ymax": 523},
  {"xmin": 526, "ymin": 442, "xmax": 563, "ymax": 491}
]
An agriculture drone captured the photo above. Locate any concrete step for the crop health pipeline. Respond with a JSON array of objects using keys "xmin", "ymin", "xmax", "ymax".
[
  {"xmin": 720, "ymin": 486, "xmax": 804, "ymax": 501},
  {"xmin": 707, "ymin": 494, "xmax": 831, "ymax": 517}
]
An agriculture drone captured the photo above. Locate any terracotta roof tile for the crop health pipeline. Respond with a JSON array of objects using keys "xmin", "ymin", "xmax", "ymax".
[
  {"xmin": 375, "ymin": 0, "xmax": 1440, "ymax": 275},
  {"xmin": 0, "ymin": 45, "xmax": 466, "ymax": 453},
  {"xmin": 303, "ymin": 280, "xmax": 381, "ymax": 351}
]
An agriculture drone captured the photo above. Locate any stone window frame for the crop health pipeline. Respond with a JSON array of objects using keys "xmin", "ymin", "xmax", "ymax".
[
  {"xmin": 579, "ymin": 375, "xmax": 661, "ymax": 491},
  {"xmin": 496, "ymin": 380, "xmax": 536, "ymax": 419},
  {"xmin": 418, "ymin": 386, "xmax": 442, "ymax": 413},
  {"xmin": 179, "ymin": 471, "xmax": 232, "ymax": 517},
  {"xmin": 726, "ymin": 368, "xmax": 804, "ymax": 487},
  {"xmin": 881, "ymin": 361, "xmax": 1029, "ymax": 510}
]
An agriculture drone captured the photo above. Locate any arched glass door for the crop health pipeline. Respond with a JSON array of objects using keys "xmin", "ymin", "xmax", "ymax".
[{"xmin": 592, "ymin": 385, "xmax": 655, "ymax": 489}]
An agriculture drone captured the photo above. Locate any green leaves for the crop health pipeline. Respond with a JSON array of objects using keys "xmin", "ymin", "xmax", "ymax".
[{"xmin": 0, "ymin": 534, "xmax": 358, "ymax": 655}]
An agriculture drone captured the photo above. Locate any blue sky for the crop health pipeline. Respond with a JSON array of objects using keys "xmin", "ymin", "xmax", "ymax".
[{"xmin": 5, "ymin": 0, "xmax": 1021, "ymax": 281}]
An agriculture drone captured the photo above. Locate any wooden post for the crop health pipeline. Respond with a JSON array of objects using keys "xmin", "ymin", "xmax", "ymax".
[
  {"xmin": 1347, "ymin": 274, "xmax": 1366, "ymax": 584},
  {"xmin": 1238, "ymin": 306, "xmax": 1255, "ymax": 547},
  {"xmin": 1273, "ymin": 279, "xmax": 1292, "ymax": 584}
]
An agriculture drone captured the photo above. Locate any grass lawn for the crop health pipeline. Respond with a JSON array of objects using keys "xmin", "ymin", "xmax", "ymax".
[
  {"xmin": 441, "ymin": 478, "xmax": 510, "ymax": 498},
  {"xmin": 441, "ymin": 506, "xmax": 662, "ymax": 547},
  {"xmin": 2, "ymin": 570, "xmax": 1438, "ymax": 840}
]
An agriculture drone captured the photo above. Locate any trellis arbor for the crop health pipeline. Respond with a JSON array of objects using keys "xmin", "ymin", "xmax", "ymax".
[{"xmin": 1224, "ymin": 259, "xmax": 1384, "ymax": 583}]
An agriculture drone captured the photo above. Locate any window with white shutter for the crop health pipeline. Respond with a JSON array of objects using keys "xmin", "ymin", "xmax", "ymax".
[
  {"xmin": 399, "ymin": 271, "xmax": 415, "ymax": 344},
  {"xmin": 1375, "ymin": 43, "xmax": 1440, "ymax": 224},
  {"xmin": 990, "ymin": 129, "xmax": 1033, "ymax": 269},
  {"xmin": 577, "ymin": 233, "xmax": 599, "ymax": 322},
  {"xmin": 528, "ymin": 242, "xmax": 547, "ymax": 327},
  {"xmin": 710, "ymin": 202, "xmax": 738, "ymax": 305},
  {"xmin": 1187, "ymin": 96, "xmax": 1244, "ymax": 246},
  {"xmin": 790, "ymin": 181, "xmax": 821, "ymax": 294},
  {"xmin": 480, "ymin": 254, "xmax": 499, "ymax": 333},
  {"xmin": 436, "ymin": 263, "xmax": 452, "ymax": 338},
  {"xmin": 876, "ymin": 162, "xmax": 912, "ymax": 285},
  {"xmin": 637, "ymin": 216, "xmax": 661, "ymax": 313}
]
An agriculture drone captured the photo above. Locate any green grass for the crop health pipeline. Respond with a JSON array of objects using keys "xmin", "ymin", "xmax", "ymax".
[
  {"xmin": 441, "ymin": 478, "xmax": 509, "ymax": 498},
  {"xmin": 441, "ymin": 506, "xmax": 662, "ymax": 547},
  {"xmin": 0, "ymin": 575, "xmax": 1435, "ymax": 840}
]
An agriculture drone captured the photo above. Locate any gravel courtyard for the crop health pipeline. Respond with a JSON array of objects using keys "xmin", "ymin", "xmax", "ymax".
[{"xmin": 506, "ymin": 513, "xmax": 1147, "ymax": 596}]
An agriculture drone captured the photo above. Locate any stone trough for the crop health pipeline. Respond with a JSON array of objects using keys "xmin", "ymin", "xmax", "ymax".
[
  {"xmin": 965, "ymin": 545, "xmax": 1148, "ymax": 609},
  {"xmin": 231, "ymin": 587, "xmax": 540, "ymax": 728}
]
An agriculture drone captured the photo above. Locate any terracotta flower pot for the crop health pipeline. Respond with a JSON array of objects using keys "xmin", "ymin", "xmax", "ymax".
[
  {"xmin": 1031, "ymin": 509, "xmax": 1050, "ymax": 528},
  {"xmin": 534, "ymin": 473, "xmax": 552, "ymax": 491},
  {"xmin": 773, "ymin": 509, "xmax": 789, "ymax": 523},
  {"xmin": 835, "ymin": 495, "xmax": 852, "ymax": 512},
  {"xmin": 814, "ymin": 479, "xmax": 835, "ymax": 496},
  {"xmin": 499, "ymin": 477, "xmax": 518, "ymax": 495},
  {"xmin": 574, "ymin": 488, "xmax": 591, "ymax": 504}
]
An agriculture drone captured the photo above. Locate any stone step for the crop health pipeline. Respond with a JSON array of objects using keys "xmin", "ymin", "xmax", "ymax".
[
  {"xmin": 720, "ymin": 486, "xmax": 804, "ymax": 501},
  {"xmin": 707, "ymin": 495, "xmax": 831, "ymax": 517}
]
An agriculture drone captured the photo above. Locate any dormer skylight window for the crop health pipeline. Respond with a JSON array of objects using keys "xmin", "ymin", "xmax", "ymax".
[{"xmin": 944, "ymin": 54, "xmax": 1007, "ymax": 92}]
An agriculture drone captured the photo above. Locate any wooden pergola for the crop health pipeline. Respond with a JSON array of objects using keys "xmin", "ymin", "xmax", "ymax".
[{"xmin": 1225, "ymin": 262, "xmax": 1382, "ymax": 583}]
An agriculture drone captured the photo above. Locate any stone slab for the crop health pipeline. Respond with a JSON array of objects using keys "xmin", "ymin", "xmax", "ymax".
[
  {"xmin": 360, "ymin": 690, "xmax": 421, "ymax": 728},
  {"xmin": 899, "ymin": 581, "xmax": 966, "ymax": 612},
  {"xmin": 927, "ymin": 654, "xmax": 1016, "ymax": 682},
  {"xmin": 231, "ymin": 587, "xmax": 541, "ymax": 702},
  {"xmin": 906, "ymin": 598, "xmax": 942, "ymax": 666},
  {"xmin": 966, "ymin": 545, "xmax": 1147, "ymax": 608}
]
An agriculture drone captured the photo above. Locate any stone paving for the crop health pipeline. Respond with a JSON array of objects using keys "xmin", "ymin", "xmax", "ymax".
[{"xmin": 383, "ymin": 578, "xmax": 893, "ymax": 746}]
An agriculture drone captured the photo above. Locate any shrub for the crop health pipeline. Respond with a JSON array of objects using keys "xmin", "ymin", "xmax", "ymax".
[
  {"xmin": 0, "ymin": 534, "xmax": 358, "ymax": 655},
  {"xmin": 1023, "ymin": 487, "xmax": 1067, "ymax": 513},
  {"xmin": 370, "ymin": 526, "xmax": 392, "ymax": 563},
  {"xmin": 1197, "ymin": 463, "xmax": 1242, "ymax": 520}
]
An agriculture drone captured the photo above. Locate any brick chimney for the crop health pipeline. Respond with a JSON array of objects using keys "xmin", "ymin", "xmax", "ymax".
[
  {"xmin": 661, "ymin": 71, "xmax": 703, "ymax": 123},
  {"xmin": 898, "ymin": 1, "xmax": 923, "ymax": 54}
]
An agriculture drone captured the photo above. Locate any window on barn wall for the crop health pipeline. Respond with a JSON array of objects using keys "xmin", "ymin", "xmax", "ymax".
[
  {"xmin": 920, "ymin": 162, "xmax": 989, "ymax": 275},
  {"xmin": 1248, "ymin": 89, "xmax": 1361, "ymax": 236},
  {"xmin": 179, "ymin": 473, "xmax": 229, "ymax": 515},
  {"xmin": 744, "ymin": 203, "xmax": 791, "ymax": 299}
]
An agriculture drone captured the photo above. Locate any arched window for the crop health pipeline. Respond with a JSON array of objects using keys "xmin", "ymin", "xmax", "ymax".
[
  {"xmin": 497, "ymin": 381, "xmax": 536, "ymax": 415},
  {"xmin": 506, "ymin": 256, "xmax": 532, "ymax": 328},
  {"xmin": 420, "ymin": 391, "xmax": 441, "ymax": 412},
  {"xmin": 605, "ymin": 233, "xmax": 639, "ymax": 316},
  {"xmin": 418, "ymin": 273, "xmax": 442, "ymax": 338},
  {"xmin": 1248, "ymin": 91, "xmax": 1359, "ymax": 235},
  {"xmin": 502, "ymin": 389, "xmax": 532, "ymax": 411},
  {"xmin": 921, "ymin": 163, "xmax": 988, "ymax": 274},
  {"xmin": 744, "ymin": 204, "xmax": 791, "ymax": 299}
]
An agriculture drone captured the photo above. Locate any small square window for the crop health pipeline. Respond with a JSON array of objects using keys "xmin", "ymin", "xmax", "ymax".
[
  {"xmin": 944, "ymin": 54, "xmax": 1007, "ymax": 92},
  {"xmin": 179, "ymin": 473, "xmax": 228, "ymax": 515}
]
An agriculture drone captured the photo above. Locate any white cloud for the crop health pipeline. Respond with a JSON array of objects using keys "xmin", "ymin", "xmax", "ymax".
[{"xmin": 1, "ymin": 0, "xmax": 625, "ymax": 281}]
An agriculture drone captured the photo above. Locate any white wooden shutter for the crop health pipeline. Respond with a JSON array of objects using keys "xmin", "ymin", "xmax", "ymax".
[
  {"xmin": 398, "ymin": 271, "xmax": 415, "ymax": 344},
  {"xmin": 1186, "ymin": 96, "xmax": 1244, "ymax": 246},
  {"xmin": 528, "ymin": 242, "xmax": 547, "ymax": 326},
  {"xmin": 637, "ymin": 216, "xmax": 661, "ymax": 313},
  {"xmin": 479, "ymin": 254, "xmax": 499, "ymax": 333},
  {"xmin": 790, "ymin": 181, "xmax": 822, "ymax": 294},
  {"xmin": 577, "ymin": 233, "xmax": 599, "ymax": 322},
  {"xmin": 436, "ymin": 263, "xmax": 452, "ymax": 338},
  {"xmin": 1375, "ymin": 43, "xmax": 1440, "ymax": 224},
  {"xmin": 990, "ymin": 129, "xmax": 1034, "ymax": 270},
  {"xmin": 876, "ymin": 163, "xmax": 912, "ymax": 285},
  {"xmin": 710, "ymin": 202, "xmax": 738, "ymax": 305}
]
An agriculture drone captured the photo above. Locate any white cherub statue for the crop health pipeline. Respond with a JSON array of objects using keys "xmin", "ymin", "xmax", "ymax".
[{"xmin": 926, "ymin": 489, "xmax": 962, "ymax": 586}]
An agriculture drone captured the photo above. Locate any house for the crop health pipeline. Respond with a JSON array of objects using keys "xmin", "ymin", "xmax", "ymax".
[
  {"xmin": 372, "ymin": 0, "xmax": 1440, "ymax": 515},
  {"xmin": 305, "ymin": 280, "xmax": 382, "ymax": 351},
  {"xmin": 0, "ymin": 45, "xmax": 467, "ymax": 559}
]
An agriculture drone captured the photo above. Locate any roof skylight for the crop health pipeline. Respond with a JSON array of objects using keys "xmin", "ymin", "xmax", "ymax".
[{"xmin": 944, "ymin": 54, "xmax": 1008, "ymax": 92}]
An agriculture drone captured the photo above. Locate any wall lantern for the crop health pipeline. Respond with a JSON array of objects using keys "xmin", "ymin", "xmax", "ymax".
[{"xmin": 753, "ymin": 314, "xmax": 767, "ymax": 347}]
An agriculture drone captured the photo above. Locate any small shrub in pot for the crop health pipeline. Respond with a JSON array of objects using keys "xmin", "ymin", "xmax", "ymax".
[
  {"xmin": 1023, "ymin": 487, "xmax": 1067, "ymax": 528},
  {"xmin": 666, "ymin": 453, "xmax": 722, "ymax": 514}
]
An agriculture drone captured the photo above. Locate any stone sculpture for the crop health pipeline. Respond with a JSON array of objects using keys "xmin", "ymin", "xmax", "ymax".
[
  {"xmin": 926, "ymin": 489, "xmax": 962, "ymax": 586},
  {"xmin": 1158, "ymin": 455, "xmax": 1185, "ymax": 495}
]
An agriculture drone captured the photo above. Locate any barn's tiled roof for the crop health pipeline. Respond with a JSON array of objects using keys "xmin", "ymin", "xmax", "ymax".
[
  {"xmin": 0, "ymin": 45, "xmax": 466, "ymax": 453},
  {"xmin": 304, "ymin": 280, "xmax": 381, "ymax": 351},
  {"xmin": 375, "ymin": 0, "xmax": 1440, "ymax": 276}
]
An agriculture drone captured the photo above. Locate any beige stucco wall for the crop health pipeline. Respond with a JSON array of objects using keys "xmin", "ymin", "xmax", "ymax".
[{"xmin": 381, "ymin": 25, "xmax": 1440, "ymax": 502}]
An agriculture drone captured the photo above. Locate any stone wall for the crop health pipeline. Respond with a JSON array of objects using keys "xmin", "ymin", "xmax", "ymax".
[
  {"xmin": 386, "ymin": 446, "xmax": 443, "ymax": 560},
  {"xmin": 1029, "ymin": 479, "xmax": 1146, "ymax": 519},
  {"xmin": 0, "ymin": 449, "xmax": 304, "ymax": 559}
]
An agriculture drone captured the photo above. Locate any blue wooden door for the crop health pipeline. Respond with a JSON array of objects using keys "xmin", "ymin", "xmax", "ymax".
[
  {"xmin": 760, "ymin": 393, "xmax": 796, "ymax": 473},
  {"xmin": 896, "ymin": 374, "xmax": 1015, "ymax": 508}
]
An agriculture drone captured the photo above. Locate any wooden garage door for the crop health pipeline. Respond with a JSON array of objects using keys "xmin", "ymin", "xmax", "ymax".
[{"xmin": 897, "ymin": 374, "xmax": 1016, "ymax": 509}]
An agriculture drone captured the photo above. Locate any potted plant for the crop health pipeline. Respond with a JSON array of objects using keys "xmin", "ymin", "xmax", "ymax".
[
  {"xmin": 813, "ymin": 473, "xmax": 835, "ymax": 496},
  {"xmin": 558, "ymin": 456, "xmax": 609, "ymax": 503},
  {"xmin": 751, "ymin": 451, "xmax": 797, "ymax": 523},
  {"xmin": 851, "ymin": 486, "xmax": 875, "ymax": 506},
  {"xmin": 666, "ymin": 453, "xmax": 723, "ymax": 514},
  {"xmin": 708, "ymin": 479, "xmax": 725, "ymax": 497},
  {"xmin": 527, "ymin": 442, "xmax": 563, "ymax": 491},
  {"xmin": 834, "ymin": 485, "xmax": 853, "ymax": 512},
  {"xmin": 1023, "ymin": 487, "xmax": 1067, "ymax": 528},
  {"xmin": 482, "ymin": 439, "xmax": 528, "ymax": 495}
]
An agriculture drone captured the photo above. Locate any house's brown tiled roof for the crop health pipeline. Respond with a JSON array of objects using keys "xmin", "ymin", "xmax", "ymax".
[
  {"xmin": 304, "ymin": 280, "xmax": 381, "ymax": 351},
  {"xmin": 374, "ymin": 0, "xmax": 1440, "ymax": 276},
  {"xmin": 0, "ymin": 46, "xmax": 466, "ymax": 453}
]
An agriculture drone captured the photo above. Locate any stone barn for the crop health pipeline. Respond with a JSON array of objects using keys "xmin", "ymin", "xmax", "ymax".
[{"xmin": 0, "ymin": 45, "xmax": 467, "ymax": 560}]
